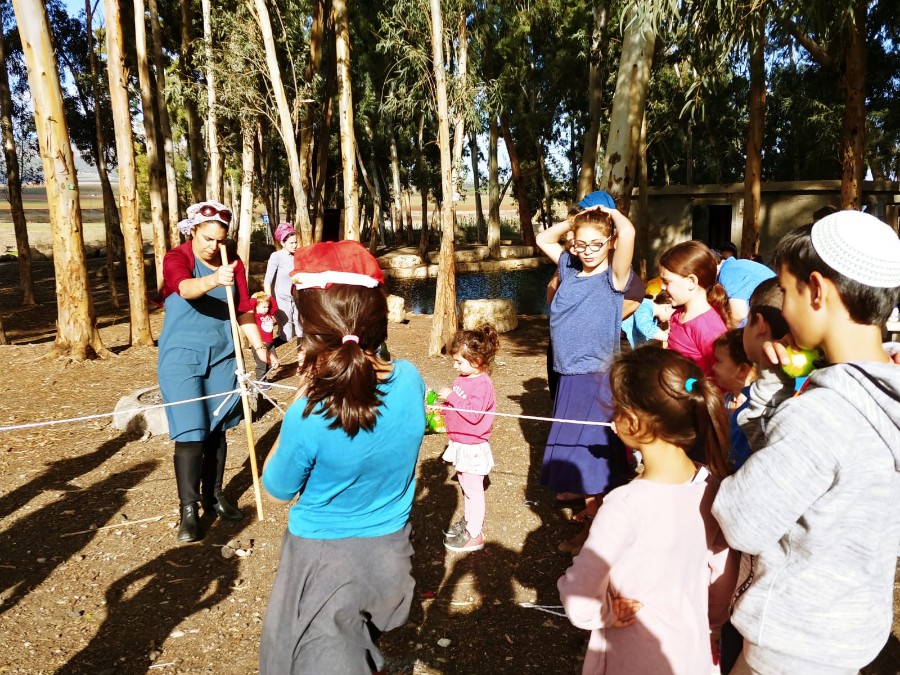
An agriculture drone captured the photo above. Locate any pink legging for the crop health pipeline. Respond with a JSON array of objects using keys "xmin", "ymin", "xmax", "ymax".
[{"xmin": 456, "ymin": 471, "xmax": 486, "ymax": 538}]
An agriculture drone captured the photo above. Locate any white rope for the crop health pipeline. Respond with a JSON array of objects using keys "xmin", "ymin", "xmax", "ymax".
[
  {"xmin": 0, "ymin": 389, "xmax": 242, "ymax": 434},
  {"xmin": 0, "ymin": 376, "xmax": 612, "ymax": 434},
  {"xmin": 519, "ymin": 602, "xmax": 568, "ymax": 618}
]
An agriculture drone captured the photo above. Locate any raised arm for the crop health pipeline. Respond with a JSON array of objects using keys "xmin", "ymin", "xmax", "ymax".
[
  {"xmin": 536, "ymin": 218, "xmax": 573, "ymax": 265},
  {"xmin": 608, "ymin": 208, "xmax": 635, "ymax": 291}
]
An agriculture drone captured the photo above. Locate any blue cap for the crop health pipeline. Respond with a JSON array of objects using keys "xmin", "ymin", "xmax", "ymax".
[{"xmin": 577, "ymin": 190, "xmax": 616, "ymax": 210}]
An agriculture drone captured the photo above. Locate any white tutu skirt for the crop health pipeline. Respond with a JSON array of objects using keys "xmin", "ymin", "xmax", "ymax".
[{"xmin": 442, "ymin": 440, "xmax": 494, "ymax": 476}]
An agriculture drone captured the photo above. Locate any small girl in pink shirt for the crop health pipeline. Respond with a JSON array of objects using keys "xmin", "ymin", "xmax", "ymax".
[
  {"xmin": 659, "ymin": 241, "xmax": 732, "ymax": 377},
  {"xmin": 438, "ymin": 324, "xmax": 500, "ymax": 554},
  {"xmin": 558, "ymin": 346, "xmax": 738, "ymax": 675}
]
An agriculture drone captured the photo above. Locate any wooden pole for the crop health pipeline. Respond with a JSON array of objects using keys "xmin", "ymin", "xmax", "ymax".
[{"xmin": 220, "ymin": 244, "xmax": 264, "ymax": 521}]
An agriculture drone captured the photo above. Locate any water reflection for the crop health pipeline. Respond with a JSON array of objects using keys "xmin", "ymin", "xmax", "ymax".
[{"xmin": 385, "ymin": 267, "xmax": 556, "ymax": 315}]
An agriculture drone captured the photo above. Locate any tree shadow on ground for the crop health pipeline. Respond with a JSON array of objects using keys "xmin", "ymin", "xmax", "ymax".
[
  {"xmin": 59, "ymin": 422, "xmax": 282, "ymax": 674},
  {"xmin": 0, "ymin": 428, "xmax": 156, "ymax": 618}
]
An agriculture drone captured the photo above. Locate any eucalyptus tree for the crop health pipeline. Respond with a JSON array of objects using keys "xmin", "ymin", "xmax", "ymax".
[
  {"xmin": 0, "ymin": 1, "xmax": 33, "ymax": 305},
  {"xmin": 202, "ymin": 0, "xmax": 222, "ymax": 200},
  {"xmin": 180, "ymin": 0, "xmax": 205, "ymax": 202},
  {"xmin": 105, "ymin": 0, "xmax": 154, "ymax": 346},
  {"xmin": 12, "ymin": 0, "xmax": 106, "ymax": 359}
]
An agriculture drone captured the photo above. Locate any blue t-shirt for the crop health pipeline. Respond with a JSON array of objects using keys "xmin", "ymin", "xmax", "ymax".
[
  {"xmin": 550, "ymin": 251, "xmax": 626, "ymax": 375},
  {"xmin": 622, "ymin": 298, "xmax": 659, "ymax": 347},
  {"xmin": 262, "ymin": 359, "xmax": 426, "ymax": 539},
  {"xmin": 718, "ymin": 257, "xmax": 775, "ymax": 304}
]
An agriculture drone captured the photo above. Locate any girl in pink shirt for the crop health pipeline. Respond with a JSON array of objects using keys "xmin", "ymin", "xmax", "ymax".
[
  {"xmin": 659, "ymin": 241, "xmax": 732, "ymax": 377},
  {"xmin": 438, "ymin": 325, "xmax": 500, "ymax": 553},
  {"xmin": 558, "ymin": 346, "xmax": 738, "ymax": 675}
]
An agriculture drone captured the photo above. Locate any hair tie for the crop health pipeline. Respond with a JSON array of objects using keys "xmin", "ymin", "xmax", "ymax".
[
  {"xmin": 684, "ymin": 377, "xmax": 698, "ymax": 393},
  {"xmin": 342, "ymin": 334, "xmax": 359, "ymax": 344}
]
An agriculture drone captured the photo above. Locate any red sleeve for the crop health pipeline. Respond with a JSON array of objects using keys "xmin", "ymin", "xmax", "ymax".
[
  {"xmin": 269, "ymin": 295, "xmax": 278, "ymax": 313},
  {"xmin": 161, "ymin": 243, "xmax": 194, "ymax": 300},
  {"xmin": 234, "ymin": 257, "xmax": 254, "ymax": 314}
]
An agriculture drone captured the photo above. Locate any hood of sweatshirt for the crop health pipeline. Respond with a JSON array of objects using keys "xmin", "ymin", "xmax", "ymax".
[{"xmin": 809, "ymin": 361, "xmax": 900, "ymax": 471}]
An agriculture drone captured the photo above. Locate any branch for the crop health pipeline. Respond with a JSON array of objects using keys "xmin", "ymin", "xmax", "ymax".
[{"xmin": 781, "ymin": 18, "xmax": 833, "ymax": 68}]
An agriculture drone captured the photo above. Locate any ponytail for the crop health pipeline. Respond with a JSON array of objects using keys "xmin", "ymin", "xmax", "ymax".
[
  {"xmin": 689, "ymin": 376, "xmax": 732, "ymax": 478},
  {"xmin": 706, "ymin": 283, "xmax": 734, "ymax": 329},
  {"xmin": 298, "ymin": 285, "xmax": 389, "ymax": 437}
]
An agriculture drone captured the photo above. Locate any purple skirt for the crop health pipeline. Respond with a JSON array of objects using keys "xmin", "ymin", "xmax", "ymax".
[{"xmin": 540, "ymin": 371, "xmax": 628, "ymax": 495}]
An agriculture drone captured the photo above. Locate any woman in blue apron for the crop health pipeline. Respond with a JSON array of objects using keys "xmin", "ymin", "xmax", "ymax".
[{"xmin": 157, "ymin": 201, "xmax": 278, "ymax": 543}]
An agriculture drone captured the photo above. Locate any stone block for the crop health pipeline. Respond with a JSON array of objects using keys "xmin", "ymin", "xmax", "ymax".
[
  {"xmin": 379, "ymin": 253, "xmax": 423, "ymax": 269},
  {"xmin": 459, "ymin": 298, "xmax": 518, "ymax": 333},
  {"xmin": 113, "ymin": 385, "xmax": 170, "ymax": 438},
  {"xmin": 386, "ymin": 294, "xmax": 406, "ymax": 323}
]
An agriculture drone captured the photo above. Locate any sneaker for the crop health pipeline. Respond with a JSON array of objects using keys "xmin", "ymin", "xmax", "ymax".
[
  {"xmin": 258, "ymin": 383, "xmax": 271, "ymax": 391},
  {"xmin": 442, "ymin": 518, "xmax": 467, "ymax": 537},
  {"xmin": 444, "ymin": 530, "xmax": 484, "ymax": 552}
]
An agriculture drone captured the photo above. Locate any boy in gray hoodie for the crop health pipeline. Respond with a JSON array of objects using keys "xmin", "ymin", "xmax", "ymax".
[{"xmin": 712, "ymin": 210, "xmax": 900, "ymax": 674}]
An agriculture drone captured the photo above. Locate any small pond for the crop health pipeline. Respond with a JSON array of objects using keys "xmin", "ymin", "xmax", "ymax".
[{"xmin": 385, "ymin": 266, "xmax": 557, "ymax": 315}]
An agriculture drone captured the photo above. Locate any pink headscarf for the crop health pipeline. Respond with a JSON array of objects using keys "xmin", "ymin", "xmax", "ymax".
[{"xmin": 274, "ymin": 222, "xmax": 296, "ymax": 244}]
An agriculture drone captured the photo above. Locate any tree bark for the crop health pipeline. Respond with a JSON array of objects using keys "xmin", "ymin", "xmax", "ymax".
[
  {"xmin": 105, "ymin": 0, "xmax": 154, "ymax": 347},
  {"xmin": 299, "ymin": 0, "xmax": 328, "ymax": 218},
  {"xmin": 577, "ymin": 0, "xmax": 608, "ymax": 199},
  {"xmin": 637, "ymin": 116, "xmax": 650, "ymax": 278},
  {"xmin": 450, "ymin": 10, "xmax": 467, "ymax": 213},
  {"xmin": 202, "ymin": 0, "xmax": 222, "ymax": 201},
  {"xmin": 600, "ymin": 3, "xmax": 655, "ymax": 214},
  {"xmin": 252, "ymin": 0, "xmax": 313, "ymax": 244},
  {"xmin": 333, "ymin": 0, "xmax": 359, "ymax": 240},
  {"xmin": 85, "ymin": 0, "xmax": 123, "ymax": 310},
  {"xmin": 181, "ymin": 0, "xmax": 205, "ymax": 202},
  {"xmin": 0, "ymin": 17, "xmax": 35, "ymax": 305},
  {"xmin": 416, "ymin": 112, "xmax": 429, "ymax": 258},
  {"xmin": 428, "ymin": 0, "xmax": 457, "ymax": 355},
  {"xmin": 390, "ymin": 132, "xmax": 405, "ymax": 243},
  {"xmin": 840, "ymin": 0, "xmax": 866, "ymax": 210},
  {"xmin": 469, "ymin": 130, "xmax": 485, "ymax": 243},
  {"xmin": 0, "ymin": 312, "xmax": 6, "ymax": 344},
  {"xmin": 237, "ymin": 124, "xmax": 255, "ymax": 275},
  {"xmin": 313, "ymin": 57, "xmax": 335, "ymax": 241},
  {"xmin": 741, "ymin": 10, "xmax": 766, "ymax": 259},
  {"xmin": 487, "ymin": 114, "xmax": 500, "ymax": 259},
  {"xmin": 134, "ymin": 0, "xmax": 169, "ymax": 292},
  {"xmin": 499, "ymin": 112, "xmax": 535, "ymax": 247},
  {"xmin": 149, "ymin": 0, "xmax": 181, "ymax": 245},
  {"xmin": 13, "ymin": 0, "xmax": 107, "ymax": 359}
]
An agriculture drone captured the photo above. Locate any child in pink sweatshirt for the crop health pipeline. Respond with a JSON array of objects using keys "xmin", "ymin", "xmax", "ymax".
[
  {"xmin": 438, "ymin": 325, "xmax": 500, "ymax": 554},
  {"xmin": 558, "ymin": 346, "xmax": 738, "ymax": 674}
]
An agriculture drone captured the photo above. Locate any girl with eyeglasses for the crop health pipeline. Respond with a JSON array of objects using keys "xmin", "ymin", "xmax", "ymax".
[
  {"xmin": 535, "ymin": 202, "xmax": 636, "ymax": 555},
  {"xmin": 157, "ymin": 200, "xmax": 279, "ymax": 543}
]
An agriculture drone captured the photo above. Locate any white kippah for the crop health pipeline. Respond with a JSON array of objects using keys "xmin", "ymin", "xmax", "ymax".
[{"xmin": 811, "ymin": 211, "xmax": 900, "ymax": 288}]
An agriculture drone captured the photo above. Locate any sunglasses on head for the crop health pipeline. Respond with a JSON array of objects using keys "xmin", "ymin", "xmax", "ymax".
[{"xmin": 196, "ymin": 204, "xmax": 233, "ymax": 223}]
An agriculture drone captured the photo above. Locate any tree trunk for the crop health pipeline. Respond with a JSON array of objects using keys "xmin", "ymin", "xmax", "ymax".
[
  {"xmin": 299, "ymin": 0, "xmax": 328, "ymax": 220},
  {"xmin": 237, "ymin": 124, "xmax": 255, "ymax": 277},
  {"xmin": 0, "ymin": 18, "xmax": 35, "ymax": 305},
  {"xmin": 134, "ymin": 0, "xmax": 169, "ymax": 293},
  {"xmin": 577, "ymin": 0, "xmax": 608, "ymax": 199},
  {"xmin": 313, "ymin": 61, "xmax": 334, "ymax": 241},
  {"xmin": 741, "ymin": 10, "xmax": 766, "ymax": 259},
  {"xmin": 85, "ymin": 0, "xmax": 123, "ymax": 310},
  {"xmin": 600, "ymin": 3, "xmax": 655, "ymax": 214},
  {"xmin": 428, "ymin": 0, "xmax": 457, "ymax": 356},
  {"xmin": 487, "ymin": 114, "xmax": 500, "ymax": 259},
  {"xmin": 403, "ymin": 190, "xmax": 413, "ymax": 236},
  {"xmin": 105, "ymin": 0, "xmax": 154, "ymax": 347},
  {"xmin": 0, "ymin": 313, "xmax": 6, "ymax": 344},
  {"xmin": 390, "ymin": 132, "xmax": 405, "ymax": 243},
  {"xmin": 252, "ymin": 0, "xmax": 312, "ymax": 245},
  {"xmin": 536, "ymin": 136, "xmax": 552, "ymax": 230},
  {"xmin": 333, "ymin": 0, "xmax": 359, "ymax": 241},
  {"xmin": 469, "ymin": 130, "xmax": 485, "ymax": 243},
  {"xmin": 202, "ymin": 0, "xmax": 222, "ymax": 201},
  {"xmin": 450, "ymin": 10, "xmax": 467, "ymax": 215},
  {"xmin": 13, "ymin": 0, "xmax": 107, "ymax": 359},
  {"xmin": 416, "ymin": 113, "xmax": 429, "ymax": 258},
  {"xmin": 840, "ymin": 0, "xmax": 866, "ymax": 210},
  {"xmin": 149, "ymin": 0, "xmax": 181, "ymax": 245},
  {"xmin": 499, "ymin": 113, "xmax": 535, "ymax": 247},
  {"xmin": 181, "ymin": 0, "xmax": 205, "ymax": 202},
  {"xmin": 637, "ymin": 116, "xmax": 650, "ymax": 278}
]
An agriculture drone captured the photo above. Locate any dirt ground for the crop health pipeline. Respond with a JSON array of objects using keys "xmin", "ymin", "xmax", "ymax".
[{"xmin": 0, "ymin": 258, "xmax": 898, "ymax": 675}]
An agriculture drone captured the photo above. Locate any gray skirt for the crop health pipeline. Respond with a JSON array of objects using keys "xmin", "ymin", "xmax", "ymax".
[{"xmin": 259, "ymin": 524, "xmax": 415, "ymax": 675}]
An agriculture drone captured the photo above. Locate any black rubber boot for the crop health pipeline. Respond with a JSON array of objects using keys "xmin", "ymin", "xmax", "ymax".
[
  {"xmin": 201, "ymin": 431, "xmax": 244, "ymax": 521},
  {"xmin": 177, "ymin": 503, "xmax": 201, "ymax": 542},
  {"xmin": 174, "ymin": 442, "xmax": 204, "ymax": 543}
]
